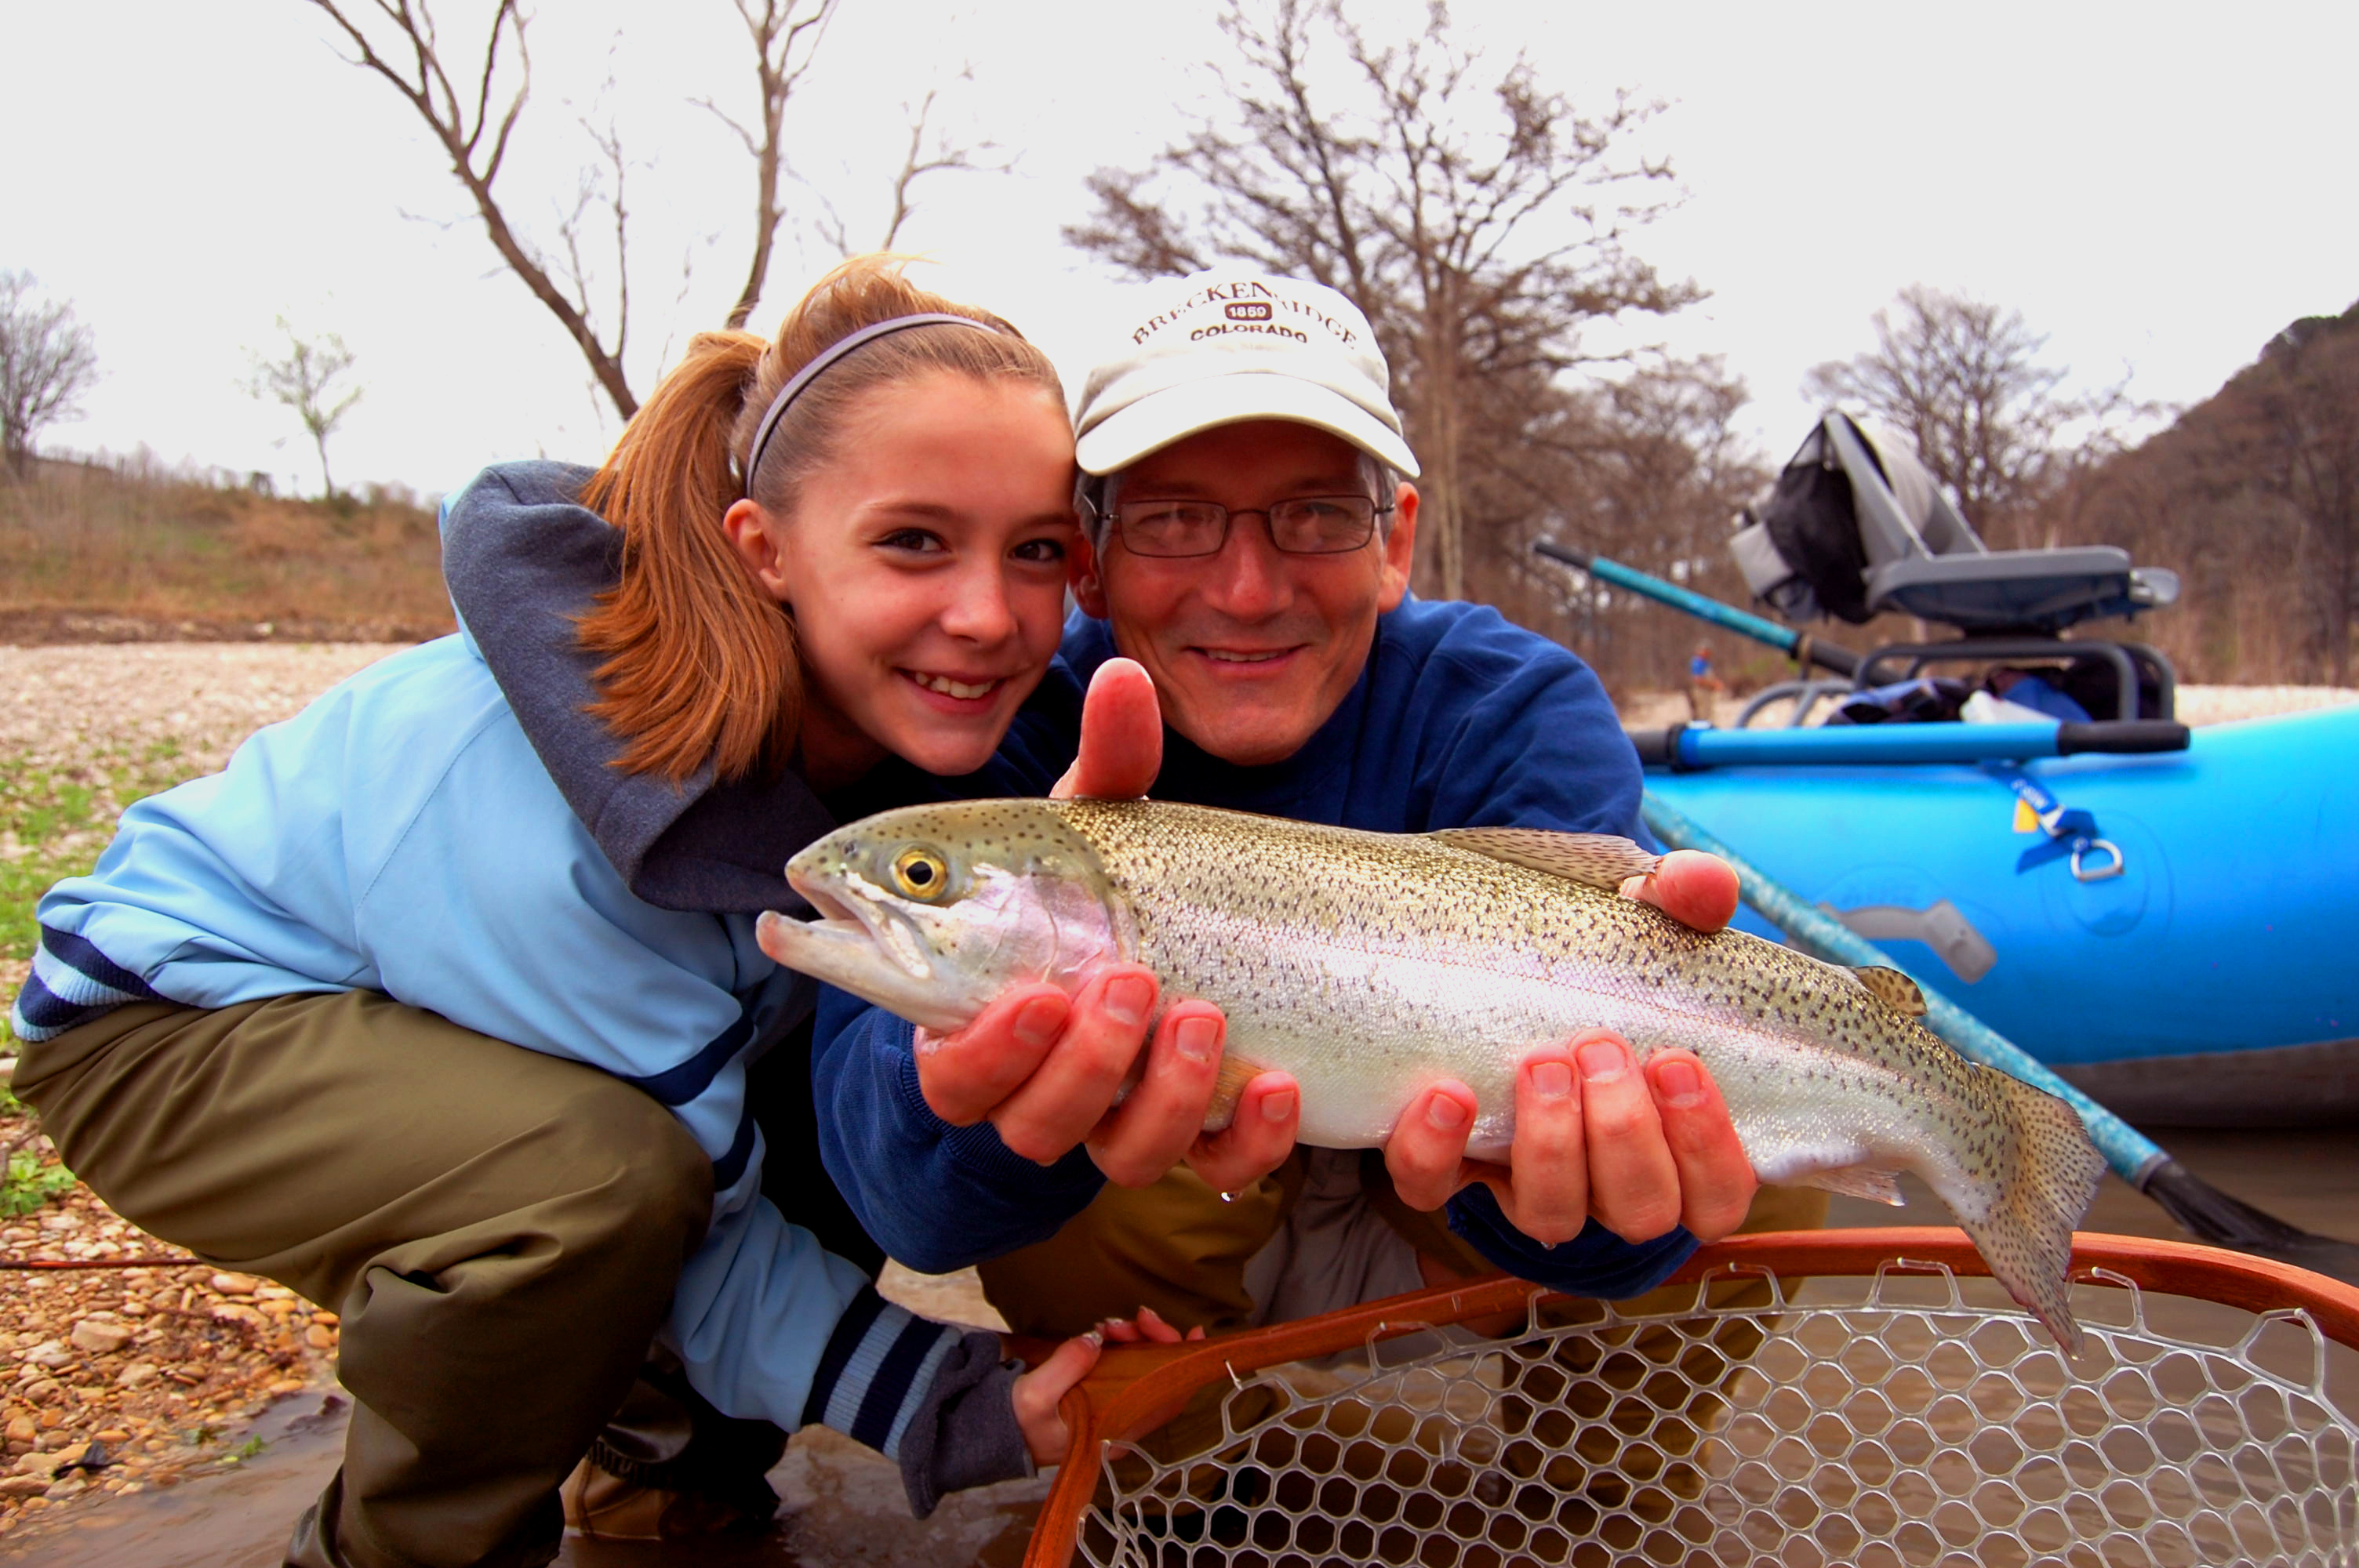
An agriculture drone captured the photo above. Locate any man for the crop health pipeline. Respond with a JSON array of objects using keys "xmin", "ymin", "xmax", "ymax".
[{"xmin": 816, "ymin": 271, "xmax": 1816, "ymax": 1345}]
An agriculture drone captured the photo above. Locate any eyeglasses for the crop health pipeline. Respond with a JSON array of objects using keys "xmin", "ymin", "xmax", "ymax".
[{"xmin": 1104, "ymin": 495, "xmax": 1392, "ymax": 558}]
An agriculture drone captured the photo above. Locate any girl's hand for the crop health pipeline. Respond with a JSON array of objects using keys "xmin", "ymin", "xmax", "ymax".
[{"xmin": 1007, "ymin": 1307, "xmax": 1205, "ymax": 1466}]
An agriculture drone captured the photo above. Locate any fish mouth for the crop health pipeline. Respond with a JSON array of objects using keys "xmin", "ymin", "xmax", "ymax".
[{"xmin": 758, "ymin": 872, "xmax": 974, "ymax": 1033}]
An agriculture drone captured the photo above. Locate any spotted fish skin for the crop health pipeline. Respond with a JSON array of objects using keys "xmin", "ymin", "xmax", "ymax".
[{"xmin": 759, "ymin": 798, "xmax": 2105, "ymax": 1351}]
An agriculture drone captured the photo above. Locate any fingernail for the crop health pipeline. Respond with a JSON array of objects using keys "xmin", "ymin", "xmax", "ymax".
[
  {"xmin": 1656, "ymin": 1058, "xmax": 1704, "ymax": 1106},
  {"xmin": 1105, "ymin": 975, "xmax": 1153, "ymax": 1028},
  {"xmin": 1082, "ymin": 1329, "xmax": 1104, "ymax": 1349},
  {"xmin": 1014, "ymin": 997, "xmax": 1065, "ymax": 1050},
  {"xmin": 1426, "ymin": 1095, "xmax": 1467, "ymax": 1131},
  {"xmin": 1531, "ymin": 1061, "xmax": 1574, "ymax": 1099},
  {"xmin": 1176, "ymin": 1015, "xmax": 1219, "ymax": 1063},
  {"xmin": 1261, "ymin": 1088, "xmax": 1296, "ymax": 1123},
  {"xmin": 1577, "ymin": 1040, "xmax": 1628, "ymax": 1083}
]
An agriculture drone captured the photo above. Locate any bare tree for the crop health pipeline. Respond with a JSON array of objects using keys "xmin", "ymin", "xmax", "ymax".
[
  {"xmin": 1505, "ymin": 358, "xmax": 1768, "ymax": 678},
  {"xmin": 1067, "ymin": 0, "xmax": 1700, "ymax": 602},
  {"xmin": 2245, "ymin": 314, "xmax": 2359, "ymax": 684},
  {"xmin": 695, "ymin": 0, "xmax": 838, "ymax": 328},
  {"xmin": 308, "ymin": 1, "xmax": 649, "ymax": 416},
  {"xmin": 313, "ymin": 0, "xmax": 856, "ymax": 416},
  {"xmin": 249, "ymin": 320, "xmax": 365, "ymax": 499},
  {"xmin": 809, "ymin": 82, "xmax": 1011, "ymax": 258},
  {"xmin": 1803, "ymin": 285, "xmax": 2150, "ymax": 545},
  {"xmin": 0, "ymin": 270, "xmax": 100, "ymax": 478}
]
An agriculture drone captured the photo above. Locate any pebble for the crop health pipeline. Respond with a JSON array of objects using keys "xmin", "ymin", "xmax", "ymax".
[
  {"xmin": 208, "ymin": 1273, "xmax": 260, "ymax": 1298},
  {"xmin": 68, "ymin": 1320, "xmax": 133, "ymax": 1356},
  {"xmin": 19, "ymin": 1344, "xmax": 71, "ymax": 1372}
]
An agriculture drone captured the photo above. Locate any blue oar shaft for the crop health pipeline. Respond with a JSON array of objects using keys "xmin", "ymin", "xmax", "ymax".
[
  {"xmin": 1640, "ymin": 791, "xmax": 2165, "ymax": 1187},
  {"xmin": 1533, "ymin": 541, "xmax": 1801, "ymax": 651},
  {"xmin": 1532, "ymin": 541, "xmax": 1864, "ymax": 676}
]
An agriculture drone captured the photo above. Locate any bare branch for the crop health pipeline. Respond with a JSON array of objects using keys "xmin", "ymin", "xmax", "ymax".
[
  {"xmin": 720, "ymin": 0, "xmax": 840, "ymax": 329},
  {"xmin": 307, "ymin": 0, "xmax": 638, "ymax": 416}
]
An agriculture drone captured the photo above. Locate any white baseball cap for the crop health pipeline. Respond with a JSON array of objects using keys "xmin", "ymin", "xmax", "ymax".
[{"xmin": 1072, "ymin": 270, "xmax": 1420, "ymax": 478}]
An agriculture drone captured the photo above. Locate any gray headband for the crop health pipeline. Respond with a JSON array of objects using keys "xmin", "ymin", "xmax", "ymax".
[{"xmin": 742, "ymin": 312, "xmax": 1001, "ymax": 493}]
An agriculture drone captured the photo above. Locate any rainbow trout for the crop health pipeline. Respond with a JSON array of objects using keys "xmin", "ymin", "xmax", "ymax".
[{"xmin": 758, "ymin": 799, "xmax": 2104, "ymax": 1350}]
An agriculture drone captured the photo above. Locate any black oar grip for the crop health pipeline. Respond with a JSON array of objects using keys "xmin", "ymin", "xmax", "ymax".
[{"xmin": 2055, "ymin": 720, "xmax": 2192, "ymax": 755}]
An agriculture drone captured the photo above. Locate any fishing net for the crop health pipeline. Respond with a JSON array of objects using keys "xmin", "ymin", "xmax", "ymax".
[{"xmin": 1026, "ymin": 1230, "xmax": 2359, "ymax": 1568}]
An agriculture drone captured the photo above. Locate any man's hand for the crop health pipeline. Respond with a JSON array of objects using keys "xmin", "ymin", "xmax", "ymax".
[
  {"xmin": 1383, "ymin": 1031, "xmax": 1757, "ymax": 1247},
  {"xmin": 914, "ymin": 657, "xmax": 1296, "ymax": 1189},
  {"xmin": 1370, "ymin": 845, "xmax": 1751, "ymax": 1244},
  {"xmin": 1050, "ymin": 657, "xmax": 1161, "ymax": 801},
  {"xmin": 1620, "ymin": 848, "xmax": 1741, "ymax": 933}
]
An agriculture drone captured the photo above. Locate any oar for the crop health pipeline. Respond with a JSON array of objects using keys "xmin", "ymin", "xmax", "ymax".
[
  {"xmin": 1532, "ymin": 539, "xmax": 1863, "ymax": 677},
  {"xmin": 1642, "ymin": 791, "xmax": 2359, "ymax": 1285}
]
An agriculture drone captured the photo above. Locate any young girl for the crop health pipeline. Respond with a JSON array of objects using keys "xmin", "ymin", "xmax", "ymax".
[{"xmin": 9, "ymin": 258, "xmax": 1113, "ymax": 1566}]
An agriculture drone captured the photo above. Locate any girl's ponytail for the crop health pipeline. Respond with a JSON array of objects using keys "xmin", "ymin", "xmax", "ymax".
[{"xmin": 576, "ymin": 331, "xmax": 799, "ymax": 784}]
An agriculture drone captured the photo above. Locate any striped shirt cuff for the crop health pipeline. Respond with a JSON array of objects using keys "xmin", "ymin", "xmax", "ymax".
[
  {"xmin": 800, "ymin": 1285, "xmax": 961, "ymax": 1462},
  {"xmin": 9, "ymin": 927, "xmax": 159, "ymax": 1044}
]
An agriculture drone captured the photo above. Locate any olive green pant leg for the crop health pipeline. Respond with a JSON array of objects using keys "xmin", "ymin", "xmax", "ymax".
[
  {"xmin": 975, "ymin": 1156, "xmax": 1301, "ymax": 1341},
  {"xmin": 13, "ymin": 992, "xmax": 714, "ymax": 1568}
]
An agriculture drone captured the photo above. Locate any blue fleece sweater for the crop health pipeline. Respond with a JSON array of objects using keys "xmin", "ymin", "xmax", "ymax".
[{"xmin": 813, "ymin": 598, "xmax": 1699, "ymax": 1297}]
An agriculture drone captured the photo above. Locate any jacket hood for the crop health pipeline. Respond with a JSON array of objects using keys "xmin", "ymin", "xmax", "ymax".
[{"xmin": 438, "ymin": 459, "xmax": 834, "ymax": 913}]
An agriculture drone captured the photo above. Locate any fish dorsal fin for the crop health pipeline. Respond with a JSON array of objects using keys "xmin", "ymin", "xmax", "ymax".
[
  {"xmin": 1427, "ymin": 828, "xmax": 1661, "ymax": 891},
  {"xmin": 1848, "ymin": 965, "xmax": 1928, "ymax": 1016}
]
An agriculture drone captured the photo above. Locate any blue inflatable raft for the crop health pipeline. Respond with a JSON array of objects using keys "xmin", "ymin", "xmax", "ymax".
[{"xmin": 1641, "ymin": 704, "xmax": 2357, "ymax": 1125}]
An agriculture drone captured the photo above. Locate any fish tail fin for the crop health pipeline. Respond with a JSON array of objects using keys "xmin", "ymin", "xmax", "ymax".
[{"xmin": 1956, "ymin": 1071, "xmax": 2106, "ymax": 1356}]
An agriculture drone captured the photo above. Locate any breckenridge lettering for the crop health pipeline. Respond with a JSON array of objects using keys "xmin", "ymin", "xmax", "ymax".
[{"xmin": 1129, "ymin": 280, "xmax": 1358, "ymax": 348}]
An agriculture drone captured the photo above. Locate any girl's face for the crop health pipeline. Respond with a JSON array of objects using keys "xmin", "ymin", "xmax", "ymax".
[{"xmin": 730, "ymin": 370, "xmax": 1078, "ymax": 789}]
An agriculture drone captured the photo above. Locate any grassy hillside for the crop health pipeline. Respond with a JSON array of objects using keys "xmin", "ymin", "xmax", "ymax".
[{"xmin": 0, "ymin": 457, "xmax": 454, "ymax": 643}]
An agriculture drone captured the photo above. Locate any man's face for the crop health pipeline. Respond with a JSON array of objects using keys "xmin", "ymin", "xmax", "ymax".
[{"xmin": 1073, "ymin": 420, "xmax": 1419, "ymax": 768}]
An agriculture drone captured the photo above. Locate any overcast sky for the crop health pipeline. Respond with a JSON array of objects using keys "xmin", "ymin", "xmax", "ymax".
[{"xmin": 3, "ymin": 2, "xmax": 2353, "ymax": 502}]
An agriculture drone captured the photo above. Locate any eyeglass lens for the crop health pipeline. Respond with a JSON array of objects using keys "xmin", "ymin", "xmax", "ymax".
[{"xmin": 1115, "ymin": 497, "xmax": 1377, "ymax": 557}]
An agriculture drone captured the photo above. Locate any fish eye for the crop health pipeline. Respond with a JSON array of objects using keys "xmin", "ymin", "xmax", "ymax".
[{"xmin": 890, "ymin": 847, "xmax": 951, "ymax": 901}]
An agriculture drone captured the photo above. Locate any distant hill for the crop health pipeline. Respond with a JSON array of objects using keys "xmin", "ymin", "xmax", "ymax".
[
  {"xmin": 0, "ymin": 457, "xmax": 455, "ymax": 644},
  {"xmin": 2066, "ymin": 299, "xmax": 2359, "ymax": 686}
]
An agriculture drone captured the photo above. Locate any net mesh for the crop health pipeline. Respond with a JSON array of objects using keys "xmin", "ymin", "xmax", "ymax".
[{"xmin": 1072, "ymin": 1262, "xmax": 2359, "ymax": 1568}]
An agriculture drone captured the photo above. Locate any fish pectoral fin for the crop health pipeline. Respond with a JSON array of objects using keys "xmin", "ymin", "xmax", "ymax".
[
  {"xmin": 1204, "ymin": 1051, "xmax": 1278, "ymax": 1134},
  {"xmin": 1791, "ymin": 1166, "xmax": 1909, "ymax": 1206},
  {"xmin": 1846, "ymin": 965, "xmax": 1928, "ymax": 1016},
  {"xmin": 1427, "ymin": 828, "xmax": 1661, "ymax": 891}
]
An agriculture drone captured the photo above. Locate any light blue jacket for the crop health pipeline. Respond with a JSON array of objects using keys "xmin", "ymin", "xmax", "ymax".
[{"xmin": 14, "ymin": 463, "xmax": 993, "ymax": 1478}]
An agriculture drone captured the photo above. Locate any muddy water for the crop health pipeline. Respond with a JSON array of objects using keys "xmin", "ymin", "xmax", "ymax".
[{"xmin": 6, "ymin": 1127, "xmax": 2352, "ymax": 1566}]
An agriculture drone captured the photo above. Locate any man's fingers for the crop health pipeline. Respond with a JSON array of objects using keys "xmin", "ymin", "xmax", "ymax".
[
  {"xmin": 913, "ymin": 985, "xmax": 1069, "ymax": 1125},
  {"xmin": 989, "ymin": 966, "xmax": 1158, "ymax": 1164},
  {"xmin": 1085, "ymin": 1002, "xmax": 1226, "ymax": 1187},
  {"xmin": 1054, "ymin": 657, "xmax": 1163, "ymax": 801},
  {"xmin": 1621, "ymin": 849, "xmax": 1740, "ymax": 933},
  {"xmin": 1504, "ymin": 1046, "xmax": 1588, "ymax": 1246},
  {"xmin": 1185, "ymin": 1071, "xmax": 1299, "ymax": 1194},
  {"xmin": 1647, "ymin": 1050, "xmax": 1758, "ymax": 1242},
  {"xmin": 1572, "ymin": 1031, "xmax": 1684, "ymax": 1243},
  {"xmin": 1383, "ymin": 1083, "xmax": 1480, "ymax": 1211}
]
